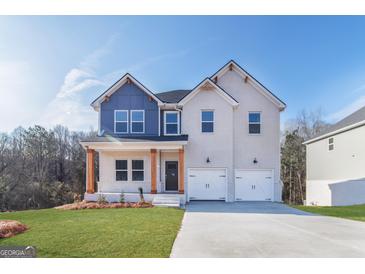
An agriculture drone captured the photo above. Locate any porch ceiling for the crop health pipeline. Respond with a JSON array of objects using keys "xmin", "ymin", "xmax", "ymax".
[{"xmin": 80, "ymin": 135, "xmax": 187, "ymax": 150}]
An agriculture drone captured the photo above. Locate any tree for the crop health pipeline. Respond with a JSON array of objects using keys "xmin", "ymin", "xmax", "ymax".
[
  {"xmin": 281, "ymin": 109, "xmax": 331, "ymax": 205},
  {"xmin": 0, "ymin": 125, "xmax": 97, "ymax": 211}
]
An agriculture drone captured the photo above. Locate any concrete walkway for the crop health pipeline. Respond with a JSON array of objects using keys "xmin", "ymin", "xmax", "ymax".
[{"xmin": 170, "ymin": 201, "xmax": 365, "ymax": 257}]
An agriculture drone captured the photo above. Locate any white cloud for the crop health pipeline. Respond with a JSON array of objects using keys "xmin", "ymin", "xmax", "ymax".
[
  {"xmin": 326, "ymin": 95, "xmax": 365, "ymax": 122},
  {"xmin": 38, "ymin": 37, "xmax": 116, "ymax": 131},
  {"xmin": 40, "ymin": 35, "xmax": 190, "ymax": 132},
  {"xmin": 0, "ymin": 61, "xmax": 42, "ymax": 132},
  {"xmin": 56, "ymin": 68, "xmax": 102, "ymax": 99}
]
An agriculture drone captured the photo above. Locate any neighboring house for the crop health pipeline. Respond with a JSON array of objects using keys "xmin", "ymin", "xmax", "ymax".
[
  {"xmin": 304, "ymin": 106, "xmax": 365, "ymax": 206},
  {"xmin": 80, "ymin": 60, "xmax": 286, "ymax": 205}
]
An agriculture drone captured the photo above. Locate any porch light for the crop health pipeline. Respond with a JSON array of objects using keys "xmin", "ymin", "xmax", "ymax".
[
  {"xmin": 206, "ymin": 157, "xmax": 211, "ymax": 163},
  {"xmin": 253, "ymin": 158, "xmax": 258, "ymax": 164}
]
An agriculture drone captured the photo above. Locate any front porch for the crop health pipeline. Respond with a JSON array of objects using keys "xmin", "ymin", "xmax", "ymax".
[{"xmin": 80, "ymin": 136, "xmax": 187, "ymax": 206}]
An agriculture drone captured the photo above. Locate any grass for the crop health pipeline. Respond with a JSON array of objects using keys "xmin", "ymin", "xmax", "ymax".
[
  {"xmin": 293, "ymin": 204, "xmax": 365, "ymax": 222},
  {"xmin": 0, "ymin": 207, "xmax": 184, "ymax": 258}
]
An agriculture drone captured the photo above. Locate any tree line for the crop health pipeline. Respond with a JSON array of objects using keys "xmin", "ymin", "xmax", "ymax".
[
  {"xmin": 0, "ymin": 125, "xmax": 96, "ymax": 211},
  {"xmin": 0, "ymin": 110, "xmax": 330, "ymax": 211},
  {"xmin": 281, "ymin": 110, "xmax": 330, "ymax": 205}
]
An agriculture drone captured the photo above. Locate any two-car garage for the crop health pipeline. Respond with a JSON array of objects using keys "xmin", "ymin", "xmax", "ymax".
[{"xmin": 187, "ymin": 168, "xmax": 274, "ymax": 202}]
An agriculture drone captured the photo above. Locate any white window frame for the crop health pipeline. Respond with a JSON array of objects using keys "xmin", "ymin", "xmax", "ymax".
[
  {"xmin": 114, "ymin": 110, "xmax": 129, "ymax": 134},
  {"xmin": 115, "ymin": 159, "xmax": 128, "ymax": 181},
  {"xmin": 132, "ymin": 159, "xmax": 145, "ymax": 182},
  {"xmin": 248, "ymin": 111, "xmax": 262, "ymax": 135},
  {"xmin": 164, "ymin": 111, "xmax": 180, "ymax": 136},
  {"xmin": 130, "ymin": 110, "xmax": 145, "ymax": 134},
  {"xmin": 328, "ymin": 137, "xmax": 334, "ymax": 151},
  {"xmin": 201, "ymin": 109, "xmax": 215, "ymax": 133}
]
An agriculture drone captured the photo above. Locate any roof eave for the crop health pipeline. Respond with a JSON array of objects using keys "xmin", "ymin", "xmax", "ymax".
[
  {"xmin": 211, "ymin": 60, "xmax": 286, "ymax": 110},
  {"xmin": 90, "ymin": 73, "xmax": 164, "ymax": 111},
  {"xmin": 303, "ymin": 119, "xmax": 365, "ymax": 145}
]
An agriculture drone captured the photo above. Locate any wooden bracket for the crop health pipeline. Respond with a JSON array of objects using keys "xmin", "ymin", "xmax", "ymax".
[
  {"xmin": 213, "ymin": 76, "xmax": 218, "ymax": 83},
  {"xmin": 104, "ymin": 95, "xmax": 110, "ymax": 102},
  {"xmin": 127, "ymin": 77, "xmax": 131, "ymax": 84},
  {"xmin": 229, "ymin": 63, "xmax": 233, "ymax": 71},
  {"xmin": 244, "ymin": 76, "xmax": 249, "ymax": 83}
]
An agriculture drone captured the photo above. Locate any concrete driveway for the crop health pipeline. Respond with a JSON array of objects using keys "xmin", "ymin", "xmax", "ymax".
[{"xmin": 170, "ymin": 201, "xmax": 365, "ymax": 257}]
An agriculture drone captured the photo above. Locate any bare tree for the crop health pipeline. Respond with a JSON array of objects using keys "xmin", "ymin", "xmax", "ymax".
[{"xmin": 281, "ymin": 109, "xmax": 330, "ymax": 204}]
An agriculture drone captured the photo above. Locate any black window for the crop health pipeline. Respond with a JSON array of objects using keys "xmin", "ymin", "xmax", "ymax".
[
  {"xmin": 132, "ymin": 160, "xmax": 144, "ymax": 181},
  {"xmin": 116, "ymin": 160, "xmax": 127, "ymax": 181},
  {"xmin": 201, "ymin": 110, "xmax": 214, "ymax": 133},
  {"xmin": 249, "ymin": 112, "xmax": 261, "ymax": 134},
  {"xmin": 131, "ymin": 110, "xmax": 144, "ymax": 133},
  {"xmin": 115, "ymin": 110, "xmax": 128, "ymax": 133},
  {"xmin": 165, "ymin": 112, "xmax": 179, "ymax": 135}
]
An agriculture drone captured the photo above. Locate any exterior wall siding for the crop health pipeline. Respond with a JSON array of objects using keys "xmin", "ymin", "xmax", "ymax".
[
  {"xmin": 100, "ymin": 82, "xmax": 159, "ymax": 136},
  {"xmin": 98, "ymin": 150, "xmax": 155, "ymax": 193},
  {"xmin": 217, "ymin": 70, "xmax": 282, "ymax": 201},
  {"xmin": 181, "ymin": 87, "xmax": 235, "ymax": 201},
  {"xmin": 306, "ymin": 125, "xmax": 365, "ymax": 206}
]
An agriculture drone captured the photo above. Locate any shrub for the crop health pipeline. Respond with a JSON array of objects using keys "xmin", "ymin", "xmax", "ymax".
[
  {"xmin": 97, "ymin": 193, "xmax": 108, "ymax": 204},
  {"xmin": 138, "ymin": 187, "xmax": 145, "ymax": 203},
  {"xmin": 119, "ymin": 191, "xmax": 125, "ymax": 203}
]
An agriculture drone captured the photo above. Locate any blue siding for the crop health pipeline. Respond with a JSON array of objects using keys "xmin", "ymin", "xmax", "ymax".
[{"xmin": 100, "ymin": 82, "xmax": 159, "ymax": 136}]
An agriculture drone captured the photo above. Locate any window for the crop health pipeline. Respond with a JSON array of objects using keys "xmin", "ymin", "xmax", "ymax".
[
  {"xmin": 328, "ymin": 137, "xmax": 334, "ymax": 151},
  {"xmin": 116, "ymin": 160, "xmax": 128, "ymax": 181},
  {"xmin": 248, "ymin": 112, "xmax": 261, "ymax": 134},
  {"xmin": 115, "ymin": 110, "xmax": 128, "ymax": 133},
  {"xmin": 164, "ymin": 111, "xmax": 179, "ymax": 135},
  {"xmin": 132, "ymin": 160, "xmax": 144, "ymax": 181},
  {"xmin": 131, "ymin": 110, "xmax": 144, "ymax": 133},
  {"xmin": 201, "ymin": 110, "xmax": 214, "ymax": 133}
]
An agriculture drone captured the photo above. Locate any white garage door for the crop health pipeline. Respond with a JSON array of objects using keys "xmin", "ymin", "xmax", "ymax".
[
  {"xmin": 188, "ymin": 168, "xmax": 227, "ymax": 201},
  {"xmin": 235, "ymin": 170, "xmax": 273, "ymax": 201}
]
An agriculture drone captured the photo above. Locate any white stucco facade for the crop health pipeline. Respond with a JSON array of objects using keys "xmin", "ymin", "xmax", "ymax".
[
  {"xmin": 217, "ymin": 70, "xmax": 282, "ymax": 201},
  {"xmin": 306, "ymin": 125, "xmax": 365, "ymax": 206}
]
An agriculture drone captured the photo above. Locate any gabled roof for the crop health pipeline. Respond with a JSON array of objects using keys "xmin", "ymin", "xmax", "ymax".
[
  {"xmin": 91, "ymin": 73, "xmax": 164, "ymax": 111},
  {"xmin": 156, "ymin": 89, "xmax": 191, "ymax": 103},
  {"xmin": 211, "ymin": 60, "xmax": 286, "ymax": 111},
  {"xmin": 304, "ymin": 106, "xmax": 365, "ymax": 144},
  {"xmin": 178, "ymin": 78, "xmax": 239, "ymax": 107}
]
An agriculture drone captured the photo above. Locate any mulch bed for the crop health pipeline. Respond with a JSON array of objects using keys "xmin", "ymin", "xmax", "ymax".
[
  {"xmin": 0, "ymin": 220, "xmax": 28, "ymax": 238},
  {"xmin": 55, "ymin": 201, "xmax": 153, "ymax": 210}
]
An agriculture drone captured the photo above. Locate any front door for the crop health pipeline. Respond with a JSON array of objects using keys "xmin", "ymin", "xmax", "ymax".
[{"xmin": 165, "ymin": 161, "xmax": 178, "ymax": 191}]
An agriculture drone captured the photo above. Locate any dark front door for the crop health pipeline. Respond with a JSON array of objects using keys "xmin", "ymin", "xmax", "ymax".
[{"xmin": 165, "ymin": 161, "xmax": 178, "ymax": 191}]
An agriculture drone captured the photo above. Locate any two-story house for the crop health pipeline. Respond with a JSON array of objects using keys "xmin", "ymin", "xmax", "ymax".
[{"xmin": 80, "ymin": 60, "xmax": 286, "ymax": 206}]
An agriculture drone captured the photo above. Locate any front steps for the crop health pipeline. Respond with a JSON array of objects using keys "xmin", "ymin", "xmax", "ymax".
[{"xmin": 152, "ymin": 195, "xmax": 181, "ymax": 208}]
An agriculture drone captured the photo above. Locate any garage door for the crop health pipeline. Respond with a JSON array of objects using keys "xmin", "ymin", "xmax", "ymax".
[
  {"xmin": 188, "ymin": 168, "xmax": 227, "ymax": 201},
  {"xmin": 235, "ymin": 170, "xmax": 273, "ymax": 201}
]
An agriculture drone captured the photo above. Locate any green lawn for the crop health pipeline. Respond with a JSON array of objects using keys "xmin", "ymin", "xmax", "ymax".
[
  {"xmin": 0, "ymin": 207, "xmax": 184, "ymax": 258},
  {"xmin": 293, "ymin": 204, "xmax": 365, "ymax": 222}
]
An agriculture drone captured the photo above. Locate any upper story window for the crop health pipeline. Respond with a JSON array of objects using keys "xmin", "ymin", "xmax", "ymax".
[
  {"xmin": 164, "ymin": 111, "xmax": 180, "ymax": 135},
  {"xmin": 328, "ymin": 137, "xmax": 334, "ymax": 151},
  {"xmin": 115, "ymin": 110, "xmax": 128, "ymax": 134},
  {"xmin": 201, "ymin": 110, "xmax": 214, "ymax": 133},
  {"xmin": 116, "ymin": 160, "xmax": 128, "ymax": 181},
  {"xmin": 248, "ymin": 112, "xmax": 261, "ymax": 134},
  {"xmin": 132, "ymin": 160, "xmax": 144, "ymax": 181},
  {"xmin": 131, "ymin": 110, "xmax": 145, "ymax": 134}
]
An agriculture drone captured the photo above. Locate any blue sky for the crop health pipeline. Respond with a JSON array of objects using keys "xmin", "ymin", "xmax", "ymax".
[{"xmin": 1, "ymin": 16, "xmax": 365, "ymax": 132}]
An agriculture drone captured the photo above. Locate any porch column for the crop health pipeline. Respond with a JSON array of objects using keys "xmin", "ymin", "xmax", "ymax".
[
  {"xmin": 86, "ymin": 148, "xmax": 95, "ymax": 194},
  {"xmin": 178, "ymin": 148, "xmax": 185, "ymax": 194},
  {"xmin": 150, "ymin": 149, "xmax": 157, "ymax": 194}
]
